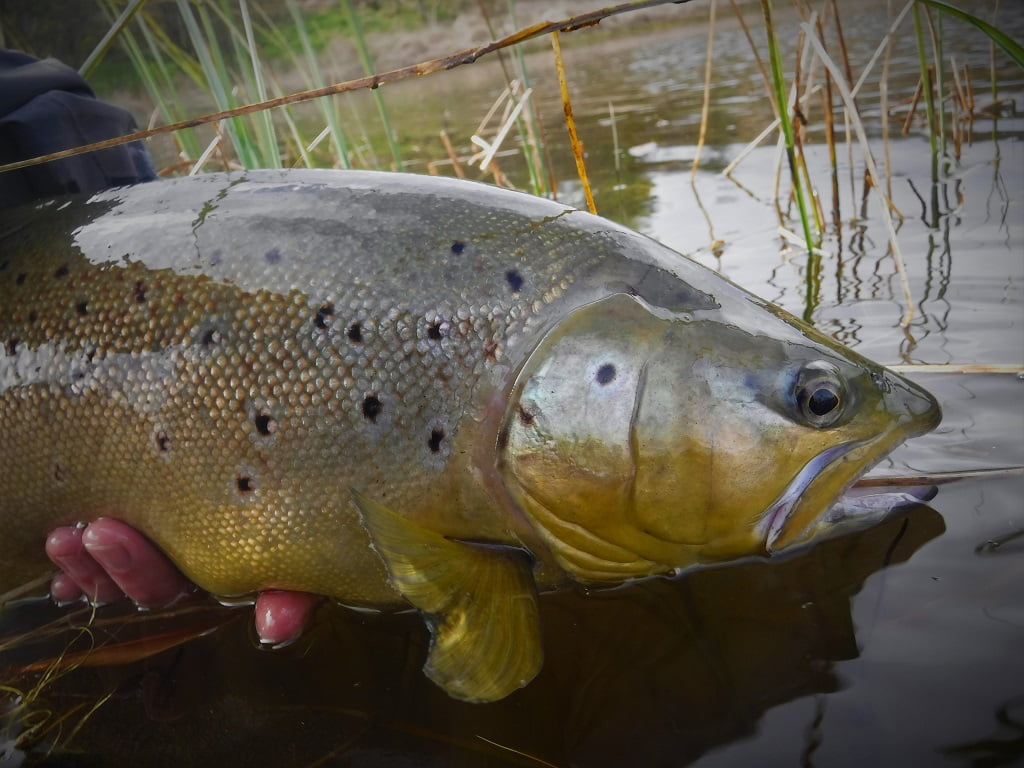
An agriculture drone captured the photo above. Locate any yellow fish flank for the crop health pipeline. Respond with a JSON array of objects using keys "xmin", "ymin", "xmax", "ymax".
[{"xmin": 0, "ymin": 170, "xmax": 940, "ymax": 702}]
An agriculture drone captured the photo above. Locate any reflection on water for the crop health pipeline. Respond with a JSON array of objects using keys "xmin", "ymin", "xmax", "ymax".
[
  {"xmin": 3, "ymin": 0, "xmax": 1024, "ymax": 764},
  {"xmin": 1, "ymin": 505, "xmax": 944, "ymax": 766}
]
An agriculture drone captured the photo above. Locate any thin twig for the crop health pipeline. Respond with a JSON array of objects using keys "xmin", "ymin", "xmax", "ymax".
[
  {"xmin": 0, "ymin": 0, "xmax": 690, "ymax": 177},
  {"xmin": 887, "ymin": 363, "xmax": 1023, "ymax": 374},
  {"xmin": 857, "ymin": 466, "xmax": 1024, "ymax": 487}
]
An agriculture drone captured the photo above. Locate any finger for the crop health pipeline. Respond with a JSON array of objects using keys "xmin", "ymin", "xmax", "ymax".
[
  {"xmin": 254, "ymin": 590, "xmax": 321, "ymax": 647},
  {"xmin": 50, "ymin": 570, "xmax": 85, "ymax": 604},
  {"xmin": 82, "ymin": 518, "xmax": 194, "ymax": 608},
  {"xmin": 45, "ymin": 525, "xmax": 123, "ymax": 604}
]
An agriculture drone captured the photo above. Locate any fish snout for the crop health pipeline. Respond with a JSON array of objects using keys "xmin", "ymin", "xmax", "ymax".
[{"xmin": 881, "ymin": 369, "xmax": 942, "ymax": 435}]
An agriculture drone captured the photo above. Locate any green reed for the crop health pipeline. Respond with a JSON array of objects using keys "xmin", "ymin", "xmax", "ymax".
[
  {"xmin": 341, "ymin": 0, "xmax": 402, "ymax": 170},
  {"xmin": 79, "ymin": 0, "xmax": 146, "ymax": 79},
  {"xmin": 282, "ymin": 0, "xmax": 352, "ymax": 168},
  {"xmin": 760, "ymin": 0, "xmax": 818, "ymax": 254},
  {"xmin": 918, "ymin": 0, "xmax": 1024, "ymax": 70}
]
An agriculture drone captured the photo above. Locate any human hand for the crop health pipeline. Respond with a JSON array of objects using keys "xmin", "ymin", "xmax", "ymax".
[{"xmin": 45, "ymin": 518, "xmax": 320, "ymax": 646}]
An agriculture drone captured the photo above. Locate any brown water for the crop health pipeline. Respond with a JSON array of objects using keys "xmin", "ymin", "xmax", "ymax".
[{"xmin": 2, "ymin": 1, "xmax": 1023, "ymax": 765}]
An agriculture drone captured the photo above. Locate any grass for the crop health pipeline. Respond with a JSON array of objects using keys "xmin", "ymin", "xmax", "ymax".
[
  {"xmin": 0, "ymin": 0, "xmax": 1018, "ymax": 311},
  {"xmin": 1, "ymin": 1, "xmax": 1022, "ymax": 760}
]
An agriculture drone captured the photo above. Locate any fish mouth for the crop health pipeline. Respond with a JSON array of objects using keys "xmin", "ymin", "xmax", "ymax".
[
  {"xmin": 757, "ymin": 367, "xmax": 942, "ymax": 553},
  {"xmin": 756, "ymin": 440, "xmax": 867, "ymax": 550}
]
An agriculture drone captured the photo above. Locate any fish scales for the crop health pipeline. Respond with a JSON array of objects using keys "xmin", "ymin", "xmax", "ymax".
[
  {"xmin": 0, "ymin": 170, "xmax": 940, "ymax": 701},
  {"xmin": 0, "ymin": 173, "xmax": 603, "ymax": 601}
]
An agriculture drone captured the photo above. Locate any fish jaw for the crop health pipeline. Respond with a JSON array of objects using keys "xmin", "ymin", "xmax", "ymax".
[
  {"xmin": 757, "ymin": 440, "xmax": 865, "ymax": 549},
  {"xmin": 761, "ymin": 366, "xmax": 942, "ymax": 553}
]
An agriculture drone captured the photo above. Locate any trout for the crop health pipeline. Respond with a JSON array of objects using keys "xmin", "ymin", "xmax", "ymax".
[{"xmin": 0, "ymin": 170, "xmax": 940, "ymax": 701}]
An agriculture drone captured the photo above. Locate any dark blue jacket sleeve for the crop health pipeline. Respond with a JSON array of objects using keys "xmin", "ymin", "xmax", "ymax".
[{"xmin": 0, "ymin": 49, "xmax": 156, "ymax": 207}]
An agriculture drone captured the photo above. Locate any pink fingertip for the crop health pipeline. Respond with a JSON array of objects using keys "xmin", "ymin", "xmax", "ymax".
[
  {"xmin": 83, "ymin": 519, "xmax": 194, "ymax": 608},
  {"xmin": 45, "ymin": 526, "xmax": 85, "ymax": 559},
  {"xmin": 50, "ymin": 572, "xmax": 84, "ymax": 604},
  {"xmin": 46, "ymin": 524, "xmax": 123, "ymax": 605},
  {"xmin": 255, "ymin": 591, "xmax": 321, "ymax": 648}
]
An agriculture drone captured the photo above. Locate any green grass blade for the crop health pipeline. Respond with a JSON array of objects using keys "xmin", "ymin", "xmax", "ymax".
[
  {"xmin": 341, "ymin": 0, "xmax": 402, "ymax": 170},
  {"xmin": 80, "ymin": 0, "xmax": 147, "ymax": 78},
  {"xmin": 916, "ymin": 0, "xmax": 1024, "ymax": 70},
  {"xmin": 283, "ymin": 0, "xmax": 351, "ymax": 167},
  {"xmin": 760, "ymin": 0, "xmax": 817, "ymax": 252},
  {"xmin": 174, "ymin": 0, "xmax": 257, "ymax": 168},
  {"xmin": 233, "ymin": 0, "xmax": 282, "ymax": 167}
]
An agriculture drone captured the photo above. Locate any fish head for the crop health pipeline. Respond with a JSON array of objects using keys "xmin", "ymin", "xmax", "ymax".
[{"xmin": 498, "ymin": 292, "xmax": 940, "ymax": 582}]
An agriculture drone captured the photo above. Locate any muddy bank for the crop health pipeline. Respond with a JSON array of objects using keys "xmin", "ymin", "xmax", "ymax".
[{"xmin": 356, "ymin": 0, "xmax": 718, "ymax": 73}]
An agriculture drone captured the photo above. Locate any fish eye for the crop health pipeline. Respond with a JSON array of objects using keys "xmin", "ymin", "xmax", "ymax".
[{"xmin": 795, "ymin": 363, "xmax": 847, "ymax": 428}]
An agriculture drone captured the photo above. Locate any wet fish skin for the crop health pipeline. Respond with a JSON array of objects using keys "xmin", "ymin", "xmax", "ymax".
[{"xmin": 0, "ymin": 170, "xmax": 940, "ymax": 701}]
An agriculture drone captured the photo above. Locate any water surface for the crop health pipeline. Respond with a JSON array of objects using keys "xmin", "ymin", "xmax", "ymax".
[{"xmin": 2, "ymin": 1, "xmax": 1023, "ymax": 765}]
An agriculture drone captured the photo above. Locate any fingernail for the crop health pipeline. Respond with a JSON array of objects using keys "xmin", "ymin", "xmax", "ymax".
[{"xmin": 85, "ymin": 540, "xmax": 132, "ymax": 574}]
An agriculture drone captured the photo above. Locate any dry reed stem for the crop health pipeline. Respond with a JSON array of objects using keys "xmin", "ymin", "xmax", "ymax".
[
  {"xmin": 0, "ymin": 0, "xmax": 689, "ymax": 177},
  {"xmin": 803, "ymin": 26, "xmax": 915, "ymax": 326},
  {"xmin": 857, "ymin": 466, "xmax": 1024, "ymax": 487},
  {"xmin": 887, "ymin": 363, "xmax": 1024, "ymax": 375},
  {"xmin": 691, "ymin": 0, "xmax": 720, "ymax": 248},
  {"xmin": 439, "ymin": 130, "xmax": 466, "ymax": 178},
  {"xmin": 691, "ymin": 0, "xmax": 717, "ymax": 181},
  {"xmin": 551, "ymin": 30, "xmax": 596, "ymax": 214}
]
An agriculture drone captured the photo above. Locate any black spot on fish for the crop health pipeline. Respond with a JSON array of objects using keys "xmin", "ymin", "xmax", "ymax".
[
  {"xmin": 505, "ymin": 269, "xmax": 524, "ymax": 293},
  {"xmin": 132, "ymin": 280, "xmax": 147, "ymax": 303},
  {"xmin": 362, "ymin": 394, "xmax": 383, "ymax": 423},
  {"xmin": 265, "ymin": 248, "xmax": 282, "ymax": 264},
  {"xmin": 595, "ymin": 363, "xmax": 617, "ymax": 385},
  {"xmin": 517, "ymin": 405, "xmax": 535, "ymax": 427},
  {"xmin": 315, "ymin": 303, "xmax": 335, "ymax": 330},
  {"xmin": 451, "ymin": 241, "xmax": 466, "ymax": 255},
  {"xmin": 427, "ymin": 322, "xmax": 443, "ymax": 341},
  {"xmin": 4, "ymin": 337, "xmax": 18, "ymax": 356},
  {"xmin": 53, "ymin": 463, "xmax": 67, "ymax": 483},
  {"xmin": 201, "ymin": 328, "xmax": 220, "ymax": 348},
  {"xmin": 428, "ymin": 428, "xmax": 445, "ymax": 453},
  {"xmin": 236, "ymin": 475, "xmax": 254, "ymax": 493},
  {"xmin": 154, "ymin": 430, "xmax": 171, "ymax": 453},
  {"xmin": 54, "ymin": 264, "xmax": 69, "ymax": 279},
  {"xmin": 75, "ymin": 301, "xmax": 88, "ymax": 316},
  {"xmin": 16, "ymin": 273, "xmax": 26, "ymax": 286},
  {"xmin": 85, "ymin": 346, "xmax": 96, "ymax": 363},
  {"xmin": 496, "ymin": 426, "xmax": 509, "ymax": 450},
  {"xmin": 28, "ymin": 311, "xmax": 37, "ymax": 323},
  {"xmin": 347, "ymin": 322, "xmax": 364, "ymax": 343},
  {"xmin": 254, "ymin": 410, "xmax": 276, "ymax": 437}
]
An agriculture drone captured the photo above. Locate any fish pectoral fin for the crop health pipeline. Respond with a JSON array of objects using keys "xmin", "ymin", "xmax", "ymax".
[{"xmin": 351, "ymin": 488, "xmax": 542, "ymax": 703}]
